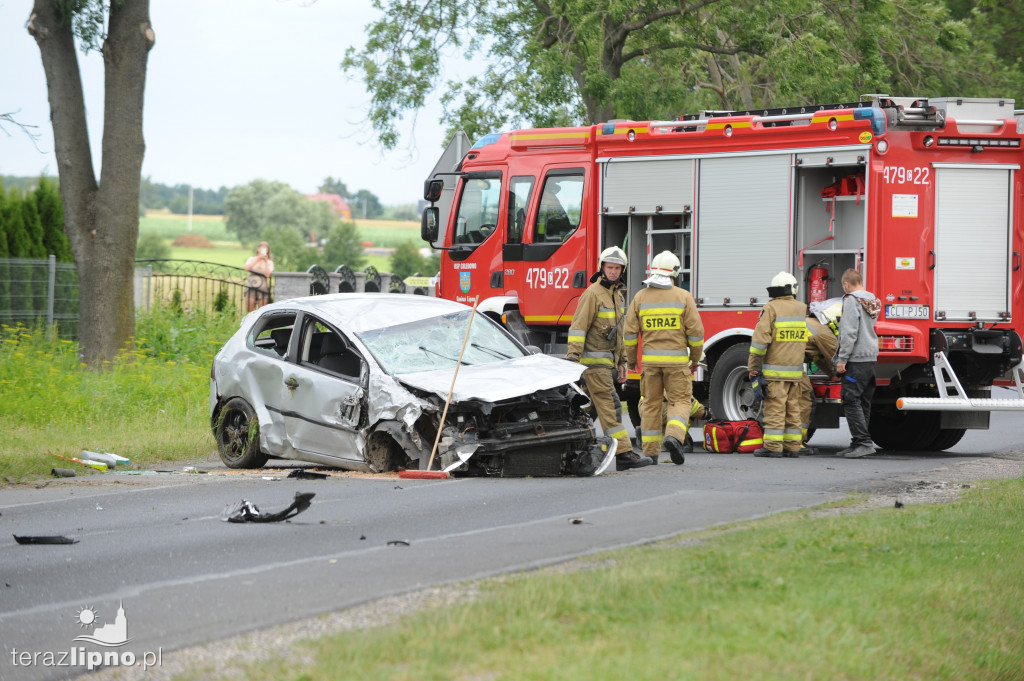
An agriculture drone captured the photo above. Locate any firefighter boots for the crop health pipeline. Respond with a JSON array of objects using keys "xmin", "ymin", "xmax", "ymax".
[
  {"xmin": 616, "ymin": 449, "xmax": 654, "ymax": 471},
  {"xmin": 664, "ymin": 436, "xmax": 686, "ymax": 465}
]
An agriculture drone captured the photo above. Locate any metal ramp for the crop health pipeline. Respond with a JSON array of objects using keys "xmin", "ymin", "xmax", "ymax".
[{"xmin": 898, "ymin": 352, "xmax": 1024, "ymax": 411}]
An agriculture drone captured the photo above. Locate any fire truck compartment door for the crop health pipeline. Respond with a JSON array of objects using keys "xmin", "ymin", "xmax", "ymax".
[
  {"xmin": 601, "ymin": 158, "xmax": 694, "ymax": 214},
  {"xmin": 933, "ymin": 164, "xmax": 1017, "ymax": 322},
  {"xmin": 697, "ymin": 154, "xmax": 793, "ymax": 306},
  {"xmin": 794, "ymin": 148, "xmax": 867, "ymax": 168}
]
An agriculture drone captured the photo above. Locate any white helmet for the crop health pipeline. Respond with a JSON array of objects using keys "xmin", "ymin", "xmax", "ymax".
[
  {"xmin": 768, "ymin": 271, "xmax": 798, "ymax": 297},
  {"xmin": 599, "ymin": 246, "xmax": 628, "ymax": 268},
  {"xmin": 650, "ymin": 251, "xmax": 680, "ymax": 276}
]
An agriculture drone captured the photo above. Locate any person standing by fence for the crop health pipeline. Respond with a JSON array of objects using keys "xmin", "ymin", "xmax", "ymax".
[{"xmin": 244, "ymin": 241, "xmax": 274, "ymax": 312}]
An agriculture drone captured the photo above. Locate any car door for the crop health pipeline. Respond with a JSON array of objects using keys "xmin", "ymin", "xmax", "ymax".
[{"xmin": 278, "ymin": 314, "xmax": 366, "ymax": 462}]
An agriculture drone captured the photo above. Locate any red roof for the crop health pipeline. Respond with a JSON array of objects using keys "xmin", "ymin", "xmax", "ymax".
[{"xmin": 305, "ymin": 193, "xmax": 352, "ymax": 215}]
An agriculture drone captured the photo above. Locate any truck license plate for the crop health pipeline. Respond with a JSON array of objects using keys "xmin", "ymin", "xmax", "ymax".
[{"xmin": 885, "ymin": 304, "xmax": 930, "ymax": 319}]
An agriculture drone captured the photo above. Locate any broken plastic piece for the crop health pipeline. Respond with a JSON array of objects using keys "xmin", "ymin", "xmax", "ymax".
[
  {"xmin": 398, "ymin": 470, "xmax": 449, "ymax": 480},
  {"xmin": 220, "ymin": 491, "xmax": 316, "ymax": 523},
  {"xmin": 14, "ymin": 535, "xmax": 79, "ymax": 545},
  {"xmin": 387, "ymin": 540, "xmax": 410, "ymax": 546},
  {"xmin": 52, "ymin": 453, "xmax": 106, "ymax": 471},
  {"xmin": 287, "ymin": 469, "xmax": 330, "ymax": 480},
  {"xmin": 82, "ymin": 450, "xmax": 131, "ymax": 467}
]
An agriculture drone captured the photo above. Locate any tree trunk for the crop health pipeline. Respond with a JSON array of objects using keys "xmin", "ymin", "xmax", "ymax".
[{"xmin": 28, "ymin": 0, "xmax": 154, "ymax": 365}]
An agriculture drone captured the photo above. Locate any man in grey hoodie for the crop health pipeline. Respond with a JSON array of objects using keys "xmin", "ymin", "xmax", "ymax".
[{"xmin": 834, "ymin": 269, "xmax": 881, "ymax": 458}]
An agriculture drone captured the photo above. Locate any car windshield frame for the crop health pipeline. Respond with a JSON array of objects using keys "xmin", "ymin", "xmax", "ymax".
[{"xmin": 355, "ymin": 309, "xmax": 527, "ymax": 375}]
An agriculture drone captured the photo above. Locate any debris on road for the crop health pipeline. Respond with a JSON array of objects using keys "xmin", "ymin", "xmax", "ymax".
[
  {"xmin": 387, "ymin": 540, "xmax": 410, "ymax": 546},
  {"xmin": 51, "ymin": 453, "xmax": 106, "ymax": 471},
  {"xmin": 287, "ymin": 469, "xmax": 330, "ymax": 480},
  {"xmin": 13, "ymin": 535, "xmax": 79, "ymax": 545},
  {"xmin": 220, "ymin": 492, "xmax": 316, "ymax": 523},
  {"xmin": 82, "ymin": 450, "xmax": 131, "ymax": 467},
  {"xmin": 51, "ymin": 468, "xmax": 76, "ymax": 478}
]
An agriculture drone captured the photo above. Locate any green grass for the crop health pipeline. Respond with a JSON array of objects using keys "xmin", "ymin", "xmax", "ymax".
[
  {"xmin": 203, "ymin": 479, "xmax": 1024, "ymax": 681},
  {"xmin": 0, "ymin": 309, "xmax": 240, "ymax": 480}
]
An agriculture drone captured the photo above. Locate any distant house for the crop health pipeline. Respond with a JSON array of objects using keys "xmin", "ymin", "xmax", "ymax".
[{"xmin": 305, "ymin": 193, "xmax": 353, "ymax": 221}]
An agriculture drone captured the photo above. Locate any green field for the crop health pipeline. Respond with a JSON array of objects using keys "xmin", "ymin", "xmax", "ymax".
[{"xmin": 139, "ymin": 211, "xmax": 417, "ymax": 272}]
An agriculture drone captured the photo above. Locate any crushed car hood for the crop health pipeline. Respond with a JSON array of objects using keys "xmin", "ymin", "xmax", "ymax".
[{"xmin": 396, "ymin": 353, "xmax": 585, "ymax": 402}]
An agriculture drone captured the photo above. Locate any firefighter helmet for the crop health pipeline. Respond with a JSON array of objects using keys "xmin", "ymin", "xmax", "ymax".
[
  {"xmin": 650, "ymin": 251, "xmax": 681, "ymax": 276},
  {"xmin": 599, "ymin": 246, "xmax": 628, "ymax": 268},
  {"xmin": 767, "ymin": 271, "xmax": 799, "ymax": 298}
]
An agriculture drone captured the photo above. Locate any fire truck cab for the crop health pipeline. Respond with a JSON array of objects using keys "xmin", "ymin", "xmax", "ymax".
[{"xmin": 422, "ymin": 95, "xmax": 1024, "ymax": 451}]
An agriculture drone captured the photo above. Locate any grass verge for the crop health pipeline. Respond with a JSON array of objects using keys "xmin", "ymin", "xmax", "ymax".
[
  {"xmin": 0, "ymin": 308, "xmax": 239, "ymax": 480},
  {"xmin": 179, "ymin": 478, "xmax": 1023, "ymax": 681}
]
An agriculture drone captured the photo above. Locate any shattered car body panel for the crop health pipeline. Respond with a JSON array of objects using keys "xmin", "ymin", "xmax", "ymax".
[{"xmin": 210, "ymin": 294, "xmax": 610, "ymax": 476}]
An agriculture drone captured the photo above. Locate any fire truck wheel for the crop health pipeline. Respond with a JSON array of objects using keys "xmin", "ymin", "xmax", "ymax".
[
  {"xmin": 709, "ymin": 344, "xmax": 762, "ymax": 422},
  {"xmin": 927, "ymin": 428, "xmax": 966, "ymax": 452},
  {"xmin": 868, "ymin": 404, "xmax": 939, "ymax": 451}
]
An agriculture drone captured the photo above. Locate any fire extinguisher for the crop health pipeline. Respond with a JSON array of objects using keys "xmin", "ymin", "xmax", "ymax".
[{"xmin": 809, "ymin": 265, "xmax": 828, "ymax": 304}]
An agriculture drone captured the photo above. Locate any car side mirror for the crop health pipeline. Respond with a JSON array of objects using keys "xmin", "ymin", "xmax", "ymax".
[
  {"xmin": 421, "ymin": 206, "xmax": 440, "ymax": 243},
  {"xmin": 525, "ymin": 345, "xmax": 543, "ymax": 355},
  {"xmin": 423, "ymin": 178, "xmax": 444, "ymax": 202}
]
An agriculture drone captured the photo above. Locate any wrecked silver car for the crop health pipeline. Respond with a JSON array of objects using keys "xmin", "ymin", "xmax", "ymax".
[{"xmin": 210, "ymin": 294, "xmax": 614, "ymax": 476}]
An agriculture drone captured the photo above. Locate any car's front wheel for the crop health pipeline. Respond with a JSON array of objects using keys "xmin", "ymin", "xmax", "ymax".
[{"xmin": 215, "ymin": 398, "xmax": 269, "ymax": 469}]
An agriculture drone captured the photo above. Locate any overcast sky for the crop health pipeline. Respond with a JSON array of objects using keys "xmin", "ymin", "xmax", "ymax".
[{"xmin": 0, "ymin": 0, "xmax": 470, "ymax": 205}]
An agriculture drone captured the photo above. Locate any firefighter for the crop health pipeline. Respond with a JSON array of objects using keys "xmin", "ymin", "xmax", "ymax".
[
  {"xmin": 624, "ymin": 251, "xmax": 704, "ymax": 465},
  {"xmin": 747, "ymin": 272, "xmax": 808, "ymax": 457},
  {"xmin": 567, "ymin": 247, "xmax": 653, "ymax": 470},
  {"xmin": 634, "ymin": 393, "xmax": 707, "ymax": 457},
  {"xmin": 798, "ymin": 315, "xmax": 839, "ymax": 454}
]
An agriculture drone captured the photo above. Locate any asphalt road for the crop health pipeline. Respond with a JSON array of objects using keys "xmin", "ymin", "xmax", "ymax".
[{"xmin": 2, "ymin": 409, "xmax": 1022, "ymax": 681}]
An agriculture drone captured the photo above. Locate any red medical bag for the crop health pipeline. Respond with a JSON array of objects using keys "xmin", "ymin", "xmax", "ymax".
[{"xmin": 702, "ymin": 419, "xmax": 764, "ymax": 453}]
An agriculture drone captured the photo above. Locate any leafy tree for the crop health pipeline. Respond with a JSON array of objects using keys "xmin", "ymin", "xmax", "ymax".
[
  {"xmin": 318, "ymin": 176, "xmax": 350, "ymax": 199},
  {"xmin": 344, "ymin": 0, "xmax": 1024, "ymax": 148},
  {"xmin": 21, "ymin": 196, "xmax": 47, "ymax": 259},
  {"xmin": 322, "ymin": 221, "xmax": 366, "ymax": 271},
  {"xmin": 3, "ymin": 190, "xmax": 34, "ymax": 258},
  {"xmin": 0, "ymin": 189, "xmax": 9, "ymax": 313},
  {"xmin": 389, "ymin": 240, "xmax": 430, "ymax": 279},
  {"xmin": 28, "ymin": 0, "xmax": 155, "ymax": 365},
  {"xmin": 34, "ymin": 177, "xmax": 72, "ymax": 262},
  {"xmin": 2, "ymin": 193, "xmax": 32, "ymax": 312},
  {"xmin": 351, "ymin": 189, "xmax": 383, "ymax": 219},
  {"xmin": 225, "ymin": 180, "xmax": 340, "ymax": 245},
  {"xmin": 135, "ymin": 232, "xmax": 171, "ymax": 260},
  {"xmin": 258, "ymin": 225, "xmax": 320, "ymax": 273}
]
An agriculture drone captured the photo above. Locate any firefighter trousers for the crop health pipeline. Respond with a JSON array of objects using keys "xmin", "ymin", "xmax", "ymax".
[
  {"xmin": 639, "ymin": 365, "xmax": 692, "ymax": 459},
  {"xmin": 762, "ymin": 379, "xmax": 804, "ymax": 453},
  {"xmin": 798, "ymin": 375, "xmax": 813, "ymax": 444},
  {"xmin": 581, "ymin": 367, "xmax": 632, "ymax": 454}
]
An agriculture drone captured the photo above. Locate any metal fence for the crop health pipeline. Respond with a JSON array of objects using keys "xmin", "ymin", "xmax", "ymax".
[
  {"xmin": 0, "ymin": 256, "xmax": 80, "ymax": 338},
  {"xmin": 133, "ymin": 259, "xmax": 271, "ymax": 315},
  {"xmin": 0, "ymin": 258, "xmax": 272, "ymax": 340}
]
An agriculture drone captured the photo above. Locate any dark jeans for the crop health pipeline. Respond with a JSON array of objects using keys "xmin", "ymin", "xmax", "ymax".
[{"xmin": 841, "ymin": 361, "xmax": 876, "ymax": 447}]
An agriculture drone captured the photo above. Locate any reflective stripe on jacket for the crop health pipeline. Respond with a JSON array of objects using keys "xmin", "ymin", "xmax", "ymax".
[
  {"xmin": 748, "ymin": 296, "xmax": 808, "ymax": 382},
  {"xmin": 624, "ymin": 285, "xmax": 704, "ymax": 368},
  {"xmin": 567, "ymin": 279, "xmax": 625, "ymax": 366}
]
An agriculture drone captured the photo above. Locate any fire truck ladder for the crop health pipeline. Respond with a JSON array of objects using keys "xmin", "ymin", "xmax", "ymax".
[{"xmin": 897, "ymin": 352, "xmax": 1024, "ymax": 412}]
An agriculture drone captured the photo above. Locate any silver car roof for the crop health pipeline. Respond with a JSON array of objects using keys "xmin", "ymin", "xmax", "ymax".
[{"xmin": 252, "ymin": 293, "xmax": 473, "ymax": 334}]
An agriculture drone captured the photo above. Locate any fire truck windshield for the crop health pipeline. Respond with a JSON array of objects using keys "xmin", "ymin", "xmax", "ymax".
[{"xmin": 453, "ymin": 175, "xmax": 502, "ymax": 245}]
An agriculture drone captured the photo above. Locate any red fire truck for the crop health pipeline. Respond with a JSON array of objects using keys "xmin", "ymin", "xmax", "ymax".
[{"xmin": 420, "ymin": 95, "xmax": 1024, "ymax": 451}]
